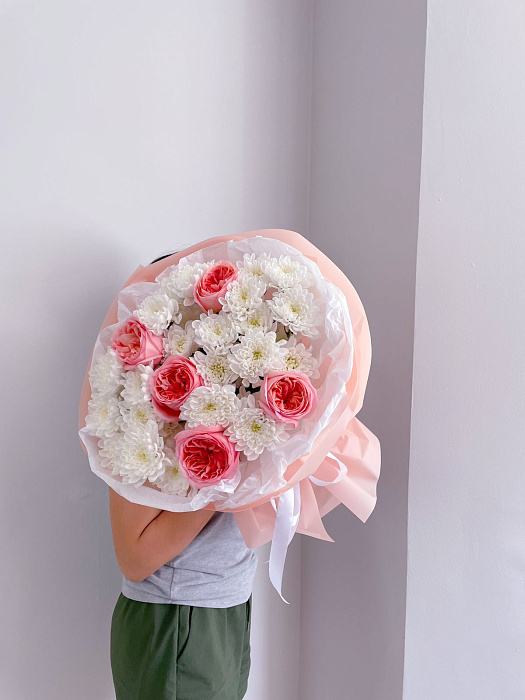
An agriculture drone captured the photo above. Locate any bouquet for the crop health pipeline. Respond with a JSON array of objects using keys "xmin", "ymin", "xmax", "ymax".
[{"xmin": 78, "ymin": 229, "xmax": 381, "ymax": 601}]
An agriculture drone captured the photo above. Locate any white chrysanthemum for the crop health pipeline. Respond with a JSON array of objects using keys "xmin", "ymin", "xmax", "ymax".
[
  {"xmin": 158, "ymin": 261, "xmax": 213, "ymax": 306},
  {"xmin": 229, "ymin": 329, "xmax": 288, "ymax": 387},
  {"xmin": 99, "ymin": 432, "xmax": 123, "ymax": 471},
  {"xmin": 163, "ymin": 321, "xmax": 196, "ymax": 357},
  {"xmin": 111, "ymin": 419, "xmax": 167, "ymax": 486},
  {"xmin": 120, "ymin": 364, "xmax": 153, "ymax": 405},
  {"xmin": 282, "ymin": 337, "xmax": 320, "ymax": 378},
  {"xmin": 89, "ymin": 348, "xmax": 124, "ymax": 396},
  {"xmin": 151, "ymin": 447, "xmax": 196, "ymax": 497},
  {"xmin": 179, "ymin": 384, "xmax": 240, "ymax": 428},
  {"xmin": 224, "ymin": 395, "xmax": 288, "ymax": 460},
  {"xmin": 133, "ymin": 291, "xmax": 181, "ymax": 334},
  {"xmin": 119, "ymin": 400, "xmax": 159, "ymax": 429},
  {"xmin": 237, "ymin": 253, "xmax": 272, "ymax": 283},
  {"xmin": 267, "ymin": 286, "xmax": 322, "ymax": 337},
  {"xmin": 263, "ymin": 255, "xmax": 313, "ymax": 289},
  {"xmin": 192, "ymin": 312, "xmax": 238, "ymax": 354},
  {"xmin": 220, "ymin": 275, "xmax": 266, "ymax": 322},
  {"xmin": 193, "ymin": 350, "xmax": 239, "ymax": 386},
  {"xmin": 86, "ymin": 392, "xmax": 122, "ymax": 438},
  {"xmin": 232, "ymin": 303, "xmax": 274, "ymax": 335}
]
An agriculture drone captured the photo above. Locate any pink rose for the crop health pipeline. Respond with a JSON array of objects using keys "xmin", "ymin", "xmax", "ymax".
[
  {"xmin": 175, "ymin": 426, "xmax": 240, "ymax": 488},
  {"xmin": 258, "ymin": 371, "xmax": 318, "ymax": 427},
  {"xmin": 149, "ymin": 355, "xmax": 204, "ymax": 421},
  {"xmin": 111, "ymin": 317, "xmax": 164, "ymax": 369},
  {"xmin": 194, "ymin": 261, "xmax": 238, "ymax": 312}
]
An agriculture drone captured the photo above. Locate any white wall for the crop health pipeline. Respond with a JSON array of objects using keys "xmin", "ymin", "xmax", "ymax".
[
  {"xmin": 299, "ymin": 2, "xmax": 427, "ymax": 699},
  {"xmin": 404, "ymin": 3, "xmax": 525, "ymax": 699},
  {"xmin": 0, "ymin": 2, "xmax": 311, "ymax": 698}
]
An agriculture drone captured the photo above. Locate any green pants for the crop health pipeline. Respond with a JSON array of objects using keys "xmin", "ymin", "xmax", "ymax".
[{"xmin": 110, "ymin": 592, "xmax": 252, "ymax": 700}]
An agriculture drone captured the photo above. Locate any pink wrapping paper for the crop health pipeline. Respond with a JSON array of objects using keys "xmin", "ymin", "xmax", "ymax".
[{"xmin": 78, "ymin": 229, "xmax": 381, "ymax": 548}]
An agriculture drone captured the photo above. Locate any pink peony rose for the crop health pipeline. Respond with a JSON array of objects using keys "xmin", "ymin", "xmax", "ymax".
[
  {"xmin": 258, "ymin": 371, "xmax": 318, "ymax": 427},
  {"xmin": 149, "ymin": 355, "xmax": 204, "ymax": 421},
  {"xmin": 194, "ymin": 260, "xmax": 238, "ymax": 312},
  {"xmin": 111, "ymin": 317, "xmax": 164, "ymax": 369},
  {"xmin": 175, "ymin": 425, "xmax": 240, "ymax": 488}
]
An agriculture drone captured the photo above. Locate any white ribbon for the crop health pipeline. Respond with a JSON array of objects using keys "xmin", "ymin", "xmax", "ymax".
[
  {"xmin": 267, "ymin": 483, "xmax": 301, "ymax": 604},
  {"xmin": 266, "ymin": 452, "xmax": 348, "ymax": 603},
  {"xmin": 308, "ymin": 451, "xmax": 348, "ymax": 487}
]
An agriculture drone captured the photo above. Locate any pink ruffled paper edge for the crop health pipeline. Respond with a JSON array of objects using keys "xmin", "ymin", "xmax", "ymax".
[{"xmin": 77, "ymin": 229, "xmax": 381, "ymax": 548}]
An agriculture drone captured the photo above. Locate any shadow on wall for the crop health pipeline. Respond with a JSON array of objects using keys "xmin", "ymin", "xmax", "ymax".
[{"xmin": 1, "ymin": 227, "xmax": 133, "ymax": 699}]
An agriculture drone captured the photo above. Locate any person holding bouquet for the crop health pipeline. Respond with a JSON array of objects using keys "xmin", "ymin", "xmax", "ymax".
[{"xmin": 78, "ymin": 230, "xmax": 380, "ymax": 698}]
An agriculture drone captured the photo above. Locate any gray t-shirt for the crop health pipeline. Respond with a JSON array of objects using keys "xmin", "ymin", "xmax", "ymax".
[{"xmin": 121, "ymin": 511, "xmax": 258, "ymax": 608}]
